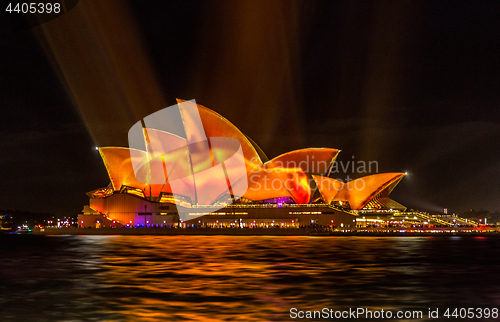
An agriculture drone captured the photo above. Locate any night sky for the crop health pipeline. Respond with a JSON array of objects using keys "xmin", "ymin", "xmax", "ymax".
[{"xmin": 1, "ymin": 0, "xmax": 499, "ymax": 216}]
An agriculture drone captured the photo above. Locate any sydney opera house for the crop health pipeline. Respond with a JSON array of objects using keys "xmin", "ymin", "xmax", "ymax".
[{"xmin": 79, "ymin": 99, "xmax": 406, "ymax": 229}]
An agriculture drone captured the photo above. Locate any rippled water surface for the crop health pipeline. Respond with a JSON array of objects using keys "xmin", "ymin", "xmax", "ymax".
[{"xmin": 1, "ymin": 235, "xmax": 500, "ymax": 321}]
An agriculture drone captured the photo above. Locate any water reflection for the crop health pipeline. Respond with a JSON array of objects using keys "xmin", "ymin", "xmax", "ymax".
[{"xmin": 1, "ymin": 236, "xmax": 500, "ymax": 321}]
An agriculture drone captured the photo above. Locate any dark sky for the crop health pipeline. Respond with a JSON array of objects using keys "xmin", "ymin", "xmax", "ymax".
[{"xmin": 1, "ymin": 0, "xmax": 499, "ymax": 216}]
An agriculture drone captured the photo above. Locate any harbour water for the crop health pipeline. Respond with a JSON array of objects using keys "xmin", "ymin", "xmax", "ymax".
[{"xmin": 1, "ymin": 235, "xmax": 499, "ymax": 321}]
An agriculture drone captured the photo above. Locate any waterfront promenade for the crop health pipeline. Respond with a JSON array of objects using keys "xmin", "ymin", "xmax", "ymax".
[{"xmin": 32, "ymin": 226, "xmax": 500, "ymax": 236}]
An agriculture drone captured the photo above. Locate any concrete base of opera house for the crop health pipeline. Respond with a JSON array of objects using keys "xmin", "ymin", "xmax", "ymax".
[{"xmin": 77, "ymin": 204, "xmax": 357, "ymax": 230}]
